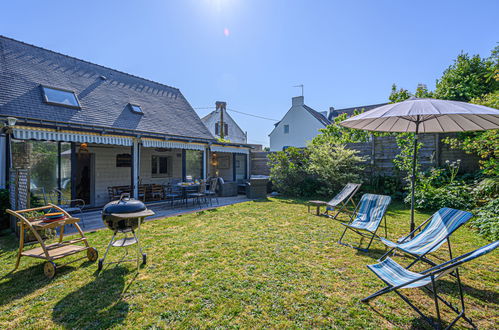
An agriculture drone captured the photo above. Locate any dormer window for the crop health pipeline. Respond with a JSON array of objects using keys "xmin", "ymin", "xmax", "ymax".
[
  {"xmin": 41, "ymin": 86, "xmax": 80, "ymax": 108},
  {"xmin": 129, "ymin": 103, "xmax": 143, "ymax": 114}
]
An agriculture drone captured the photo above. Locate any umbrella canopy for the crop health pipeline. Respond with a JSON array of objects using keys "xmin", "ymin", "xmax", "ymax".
[
  {"xmin": 340, "ymin": 98, "xmax": 499, "ymax": 133},
  {"xmin": 339, "ymin": 97, "xmax": 499, "ymax": 235}
]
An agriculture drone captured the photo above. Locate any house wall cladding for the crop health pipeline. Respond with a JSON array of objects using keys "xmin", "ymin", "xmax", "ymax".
[
  {"xmin": 251, "ymin": 134, "xmax": 479, "ymax": 178},
  {"xmin": 90, "ymin": 145, "xmax": 183, "ymax": 206}
]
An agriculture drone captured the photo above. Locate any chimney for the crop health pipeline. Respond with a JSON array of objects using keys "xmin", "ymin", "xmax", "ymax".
[
  {"xmin": 328, "ymin": 106, "xmax": 336, "ymax": 118},
  {"xmin": 292, "ymin": 96, "xmax": 304, "ymax": 106}
]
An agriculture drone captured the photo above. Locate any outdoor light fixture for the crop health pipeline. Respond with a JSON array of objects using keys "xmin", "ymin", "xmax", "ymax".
[{"xmin": 6, "ymin": 117, "xmax": 17, "ymax": 127}]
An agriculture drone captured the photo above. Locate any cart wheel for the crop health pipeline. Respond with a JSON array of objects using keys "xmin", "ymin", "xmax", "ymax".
[
  {"xmin": 44, "ymin": 261, "xmax": 57, "ymax": 279},
  {"xmin": 98, "ymin": 259, "xmax": 104, "ymax": 271},
  {"xmin": 142, "ymin": 253, "xmax": 147, "ymax": 265},
  {"xmin": 87, "ymin": 247, "xmax": 98, "ymax": 262}
]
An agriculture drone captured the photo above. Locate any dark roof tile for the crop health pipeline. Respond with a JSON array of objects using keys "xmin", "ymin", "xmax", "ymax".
[{"xmin": 0, "ymin": 36, "xmax": 214, "ymax": 141}]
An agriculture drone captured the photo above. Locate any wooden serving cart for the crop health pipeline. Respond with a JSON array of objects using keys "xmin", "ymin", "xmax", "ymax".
[{"xmin": 6, "ymin": 204, "xmax": 98, "ymax": 278}]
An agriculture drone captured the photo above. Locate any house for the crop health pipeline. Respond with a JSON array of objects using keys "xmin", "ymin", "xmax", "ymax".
[
  {"xmin": 0, "ymin": 36, "xmax": 251, "ymax": 208},
  {"xmin": 201, "ymin": 106, "xmax": 248, "ymax": 144},
  {"xmin": 269, "ymin": 95, "xmax": 388, "ymax": 151},
  {"xmin": 269, "ymin": 96, "xmax": 330, "ymax": 151}
]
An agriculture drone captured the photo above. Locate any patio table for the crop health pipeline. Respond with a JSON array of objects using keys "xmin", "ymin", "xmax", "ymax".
[{"xmin": 176, "ymin": 183, "xmax": 200, "ymax": 206}]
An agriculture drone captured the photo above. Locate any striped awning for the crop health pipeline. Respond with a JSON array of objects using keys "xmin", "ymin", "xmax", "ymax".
[
  {"xmin": 141, "ymin": 138, "xmax": 206, "ymax": 151},
  {"xmin": 12, "ymin": 126, "xmax": 133, "ymax": 146},
  {"xmin": 210, "ymin": 145, "xmax": 250, "ymax": 154}
]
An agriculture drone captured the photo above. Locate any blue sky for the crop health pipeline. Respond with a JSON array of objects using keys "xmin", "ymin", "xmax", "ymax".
[{"xmin": 1, "ymin": 0, "xmax": 498, "ymax": 146}]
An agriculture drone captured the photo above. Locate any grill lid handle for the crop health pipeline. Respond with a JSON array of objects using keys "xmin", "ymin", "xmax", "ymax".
[{"xmin": 119, "ymin": 193, "xmax": 131, "ymax": 203}]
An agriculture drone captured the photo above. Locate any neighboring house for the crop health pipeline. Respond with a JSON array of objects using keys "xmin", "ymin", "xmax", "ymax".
[
  {"xmin": 269, "ymin": 96, "xmax": 330, "ymax": 151},
  {"xmin": 0, "ymin": 36, "xmax": 250, "ymax": 207},
  {"xmin": 269, "ymin": 96, "xmax": 388, "ymax": 151},
  {"xmin": 327, "ymin": 103, "xmax": 388, "ymax": 120},
  {"xmin": 201, "ymin": 108, "xmax": 248, "ymax": 144}
]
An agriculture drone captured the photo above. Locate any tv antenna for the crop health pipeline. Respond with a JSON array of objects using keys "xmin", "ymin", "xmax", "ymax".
[{"xmin": 293, "ymin": 84, "xmax": 304, "ymax": 96}]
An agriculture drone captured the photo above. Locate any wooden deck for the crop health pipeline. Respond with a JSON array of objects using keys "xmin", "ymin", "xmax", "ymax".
[{"xmin": 63, "ymin": 195, "xmax": 252, "ymax": 234}]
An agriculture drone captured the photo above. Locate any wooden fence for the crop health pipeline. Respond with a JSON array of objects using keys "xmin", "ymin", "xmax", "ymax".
[{"xmin": 250, "ymin": 133, "xmax": 479, "ymax": 177}]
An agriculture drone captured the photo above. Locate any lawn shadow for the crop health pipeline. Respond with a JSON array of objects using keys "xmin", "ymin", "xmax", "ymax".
[
  {"xmin": 0, "ymin": 263, "xmax": 79, "ymax": 306},
  {"xmin": 420, "ymin": 278, "xmax": 499, "ymax": 305},
  {"xmin": 0, "ymin": 232, "xmax": 21, "ymax": 253},
  {"xmin": 252, "ymin": 197, "xmax": 271, "ymax": 203},
  {"xmin": 52, "ymin": 266, "xmax": 131, "ymax": 328},
  {"xmin": 366, "ymin": 300, "xmax": 437, "ymax": 329}
]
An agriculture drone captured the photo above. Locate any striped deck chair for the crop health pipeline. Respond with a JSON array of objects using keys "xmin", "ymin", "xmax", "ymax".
[
  {"xmin": 338, "ymin": 194, "xmax": 392, "ymax": 251},
  {"xmin": 324, "ymin": 183, "xmax": 361, "ymax": 219},
  {"xmin": 379, "ymin": 208, "xmax": 473, "ymax": 269},
  {"xmin": 362, "ymin": 241, "xmax": 498, "ymax": 329}
]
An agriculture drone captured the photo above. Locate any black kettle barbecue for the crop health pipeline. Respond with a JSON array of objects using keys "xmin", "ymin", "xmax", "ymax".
[{"xmin": 98, "ymin": 193, "xmax": 155, "ymax": 271}]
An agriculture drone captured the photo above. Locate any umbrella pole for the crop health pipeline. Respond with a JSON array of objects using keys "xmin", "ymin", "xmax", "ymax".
[{"xmin": 410, "ymin": 121, "xmax": 420, "ymax": 237}]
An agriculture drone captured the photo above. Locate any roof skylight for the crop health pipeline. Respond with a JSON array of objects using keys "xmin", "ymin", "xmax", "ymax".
[
  {"xmin": 129, "ymin": 104, "xmax": 143, "ymax": 114},
  {"xmin": 41, "ymin": 86, "xmax": 80, "ymax": 108}
]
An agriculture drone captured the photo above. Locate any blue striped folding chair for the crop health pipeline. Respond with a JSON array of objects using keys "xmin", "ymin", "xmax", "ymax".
[
  {"xmin": 337, "ymin": 194, "xmax": 392, "ymax": 251},
  {"xmin": 362, "ymin": 241, "xmax": 498, "ymax": 329},
  {"xmin": 324, "ymin": 183, "xmax": 362, "ymax": 219},
  {"xmin": 379, "ymin": 208, "xmax": 473, "ymax": 269}
]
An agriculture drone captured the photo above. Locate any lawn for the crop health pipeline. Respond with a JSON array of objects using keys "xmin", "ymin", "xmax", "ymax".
[{"xmin": 0, "ymin": 198, "xmax": 497, "ymax": 329}]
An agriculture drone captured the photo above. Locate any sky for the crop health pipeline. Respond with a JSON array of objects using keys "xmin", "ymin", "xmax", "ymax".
[{"xmin": 1, "ymin": 0, "xmax": 498, "ymax": 146}]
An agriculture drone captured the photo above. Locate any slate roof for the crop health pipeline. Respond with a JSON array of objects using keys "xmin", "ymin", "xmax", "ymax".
[
  {"xmin": 303, "ymin": 105, "xmax": 331, "ymax": 126},
  {"xmin": 328, "ymin": 103, "xmax": 388, "ymax": 121},
  {"xmin": 0, "ymin": 36, "xmax": 214, "ymax": 141}
]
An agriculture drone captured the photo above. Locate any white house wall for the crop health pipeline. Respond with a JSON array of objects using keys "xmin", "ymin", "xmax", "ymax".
[
  {"xmin": 202, "ymin": 110, "xmax": 247, "ymax": 144},
  {"xmin": 269, "ymin": 101, "xmax": 326, "ymax": 151}
]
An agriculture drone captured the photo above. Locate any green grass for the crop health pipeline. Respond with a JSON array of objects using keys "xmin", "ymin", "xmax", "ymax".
[{"xmin": 0, "ymin": 198, "xmax": 497, "ymax": 329}]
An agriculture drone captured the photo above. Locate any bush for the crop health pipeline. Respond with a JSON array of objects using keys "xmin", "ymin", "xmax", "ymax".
[
  {"xmin": 267, "ymin": 147, "xmax": 320, "ymax": 197},
  {"xmin": 0, "ymin": 189, "xmax": 10, "ymax": 230},
  {"xmin": 471, "ymin": 199, "xmax": 499, "ymax": 241},
  {"xmin": 267, "ymin": 143, "xmax": 365, "ymax": 198},
  {"xmin": 406, "ymin": 167, "xmax": 474, "ymax": 210},
  {"xmin": 364, "ymin": 175, "xmax": 403, "ymax": 199},
  {"xmin": 307, "ymin": 141, "xmax": 365, "ymax": 196}
]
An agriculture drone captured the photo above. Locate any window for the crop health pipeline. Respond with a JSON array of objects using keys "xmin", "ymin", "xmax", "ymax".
[
  {"xmin": 41, "ymin": 86, "xmax": 80, "ymax": 108},
  {"xmin": 116, "ymin": 154, "xmax": 132, "ymax": 167},
  {"xmin": 152, "ymin": 155, "xmax": 169, "ymax": 176},
  {"xmin": 186, "ymin": 150, "xmax": 203, "ymax": 179},
  {"xmin": 284, "ymin": 124, "xmax": 289, "ymax": 134},
  {"xmin": 215, "ymin": 122, "xmax": 229, "ymax": 136},
  {"xmin": 129, "ymin": 103, "xmax": 143, "ymax": 114}
]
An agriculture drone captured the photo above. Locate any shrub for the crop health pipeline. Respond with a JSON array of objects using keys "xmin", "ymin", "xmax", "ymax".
[
  {"xmin": 267, "ymin": 147, "xmax": 320, "ymax": 197},
  {"xmin": 406, "ymin": 167, "xmax": 474, "ymax": 210},
  {"xmin": 471, "ymin": 199, "xmax": 499, "ymax": 241},
  {"xmin": 307, "ymin": 141, "xmax": 365, "ymax": 196},
  {"xmin": 0, "ymin": 189, "xmax": 10, "ymax": 230},
  {"xmin": 364, "ymin": 175, "xmax": 403, "ymax": 199}
]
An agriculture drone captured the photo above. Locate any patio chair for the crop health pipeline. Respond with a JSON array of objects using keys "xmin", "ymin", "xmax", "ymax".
[
  {"xmin": 379, "ymin": 207, "xmax": 473, "ymax": 269},
  {"xmin": 108, "ymin": 186, "xmax": 121, "ymax": 201},
  {"xmin": 362, "ymin": 240, "xmax": 498, "ymax": 329},
  {"xmin": 50, "ymin": 188, "xmax": 86, "ymax": 227},
  {"xmin": 163, "ymin": 184, "xmax": 180, "ymax": 208},
  {"xmin": 150, "ymin": 184, "xmax": 164, "ymax": 201},
  {"xmin": 307, "ymin": 182, "xmax": 361, "ymax": 218},
  {"xmin": 188, "ymin": 180, "xmax": 207, "ymax": 207},
  {"xmin": 337, "ymin": 193, "xmax": 392, "ymax": 251},
  {"xmin": 205, "ymin": 177, "xmax": 219, "ymax": 206}
]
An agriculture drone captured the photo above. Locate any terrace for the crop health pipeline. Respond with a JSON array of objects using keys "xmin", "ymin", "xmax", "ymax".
[{"xmin": 0, "ymin": 198, "xmax": 497, "ymax": 328}]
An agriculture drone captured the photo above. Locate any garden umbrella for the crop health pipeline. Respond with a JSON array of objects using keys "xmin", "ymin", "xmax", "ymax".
[{"xmin": 339, "ymin": 97, "xmax": 499, "ymax": 233}]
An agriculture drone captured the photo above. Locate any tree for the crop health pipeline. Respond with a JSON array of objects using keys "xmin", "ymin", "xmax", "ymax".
[
  {"xmin": 312, "ymin": 110, "xmax": 372, "ymax": 145},
  {"xmin": 389, "ymin": 84, "xmax": 412, "ymax": 103},
  {"xmin": 434, "ymin": 52, "xmax": 498, "ymax": 102}
]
